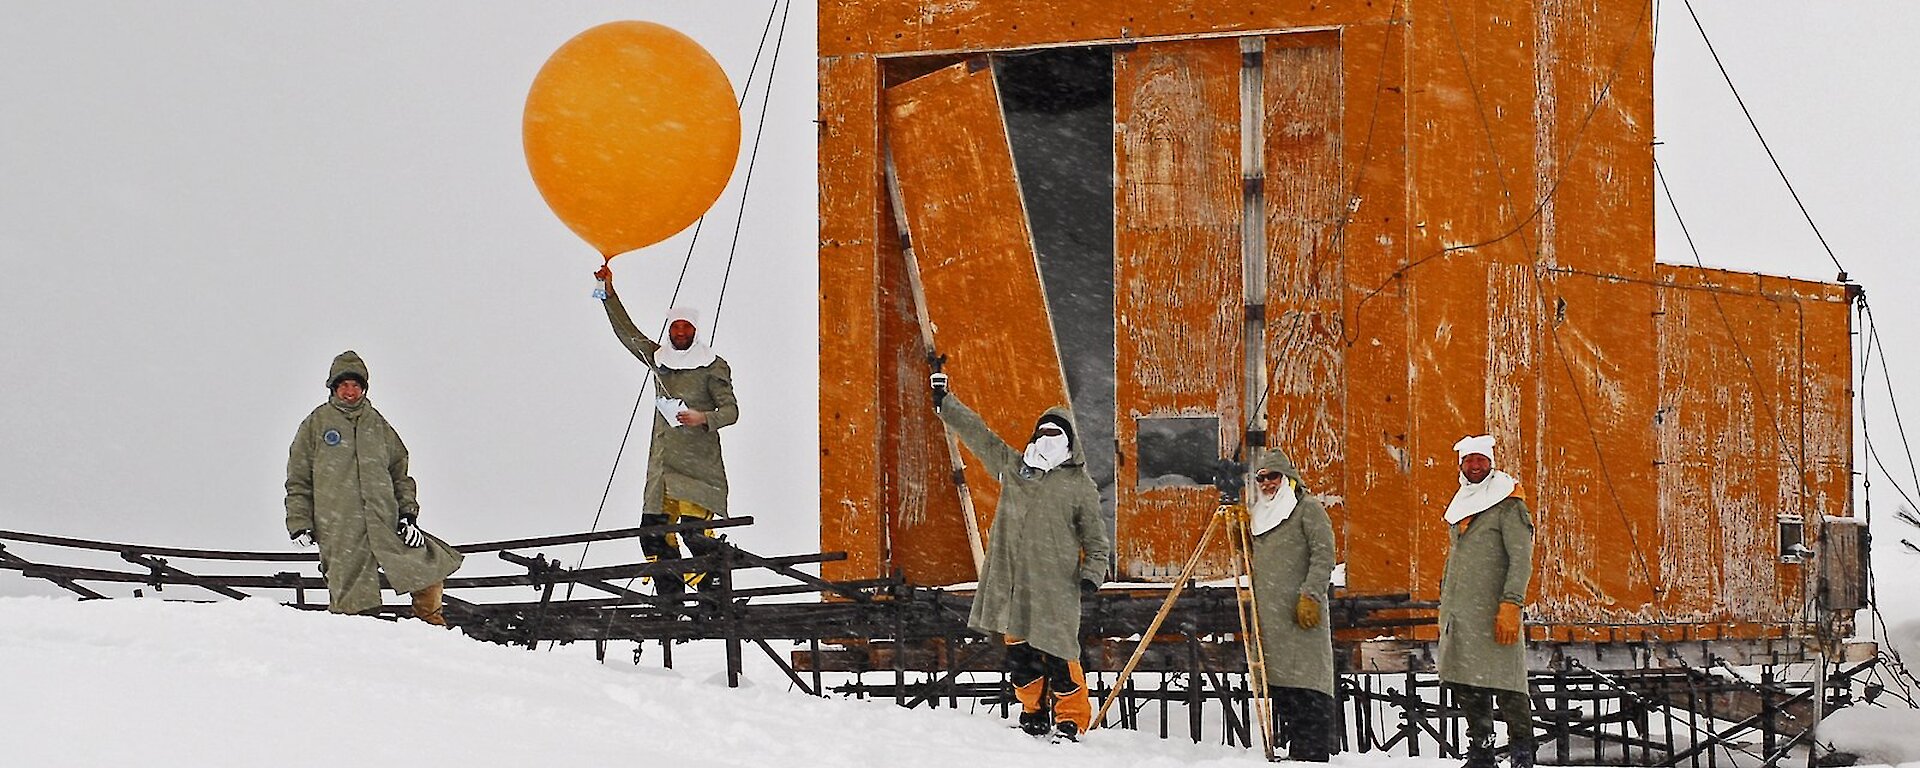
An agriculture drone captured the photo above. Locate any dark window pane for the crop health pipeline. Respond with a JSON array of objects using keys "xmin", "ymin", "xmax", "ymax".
[{"xmin": 1136, "ymin": 416, "xmax": 1221, "ymax": 489}]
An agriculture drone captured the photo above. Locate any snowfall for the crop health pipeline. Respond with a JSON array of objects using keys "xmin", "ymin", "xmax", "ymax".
[{"xmin": 0, "ymin": 594, "xmax": 1918, "ymax": 768}]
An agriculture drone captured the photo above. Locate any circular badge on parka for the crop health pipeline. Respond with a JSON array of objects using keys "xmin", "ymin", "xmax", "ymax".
[{"xmin": 323, "ymin": 429, "xmax": 342, "ymax": 446}]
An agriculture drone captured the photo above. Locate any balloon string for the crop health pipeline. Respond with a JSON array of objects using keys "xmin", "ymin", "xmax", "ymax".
[
  {"xmin": 574, "ymin": 0, "xmax": 788, "ymax": 589},
  {"xmin": 709, "ymin": 0, "xmax": 791, "ymax": 342},
  {"xmin": 731, "ymin": 0, "xmax": 782, "ymax": 111}
]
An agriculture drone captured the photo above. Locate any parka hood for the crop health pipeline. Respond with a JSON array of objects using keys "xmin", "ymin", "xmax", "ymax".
[
  {"xmin": 1255, "ymin": 448, "xmax": 1304, "ymax": 486},
  {"xmin": 1032, "ymin": 405, "xmax": 1086, "ymax": 467},
  {"xmin": 327, "ymin": 350, "xmax": 370, "ymax": 391}
]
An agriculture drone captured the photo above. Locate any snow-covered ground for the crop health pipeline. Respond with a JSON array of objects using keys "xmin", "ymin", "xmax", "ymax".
[
  {"xmin": 10, "ymin": 592, "xmax": 1920, "ymax": 767},
  {"xmin": 1820, "ymin": 615, "xmax": 1920, "ymax": 767},
  {"xmin": 0, "ymin": 596, "xmax": 1441, "ymax": 767}
]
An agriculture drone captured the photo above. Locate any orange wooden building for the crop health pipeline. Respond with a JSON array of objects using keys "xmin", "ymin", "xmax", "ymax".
[{"xmin": 817, "ymin": 0, "xmax": 1859, "ymax": 651}]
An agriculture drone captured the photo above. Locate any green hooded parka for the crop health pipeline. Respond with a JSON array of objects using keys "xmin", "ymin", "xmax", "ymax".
[
  {"xmin": 603, "ymin": 293, "xmax": 739, "ymax": 516},
  {"xmin": 1437, "ymin": 491, "xmax": 1534, "ymax": 693},
  {"xmin": 1248, "ymin": 449, "xmax": 1338, "ymax": 696},
  {"xmin": 284, "ymin": 351, "xmax": 463, "ymax": 614},
  {"xmin": 938, "ymin": 395, "xmax": 1113, "ymax": 662}
]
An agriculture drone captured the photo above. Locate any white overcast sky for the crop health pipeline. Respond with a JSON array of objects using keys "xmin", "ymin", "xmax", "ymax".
[{"xmin": 2, "ymin": 2, "xmax": 1917, "ymax": 598}]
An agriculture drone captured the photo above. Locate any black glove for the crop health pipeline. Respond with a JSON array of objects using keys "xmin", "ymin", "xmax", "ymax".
[
  {"xmin": 1080, "ymin": 579, "xmax": 1098, "ymax": 598},
  {"xmin": 930, "ymin": 372, "xmax": 950, "ymax": 408},
  {"xmin": 396, "ymin": 516, "xmax": 425, "ymax": 548},
  {"xmin": 291, "ymin": 530, "xmax": 314, "ymax": 548}
]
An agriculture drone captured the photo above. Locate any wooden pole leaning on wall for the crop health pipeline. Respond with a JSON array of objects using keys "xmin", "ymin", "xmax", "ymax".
[
  {"xmin": 882, "ymin": 152, "xmax": 986, "ymax": 576},
  {"xmin": 1091, "ymin": 501, "xmax": 1278, "ymax": 759}
]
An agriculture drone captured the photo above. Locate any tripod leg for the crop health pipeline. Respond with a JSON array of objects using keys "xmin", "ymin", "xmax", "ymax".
[
  {"xmin": 1230, "ymin": 509, "xmax": 1277, "ymax": 759},
  {"xmin": 1091, "ymin": 508, "xmax": 1228, "ymax": 730}
]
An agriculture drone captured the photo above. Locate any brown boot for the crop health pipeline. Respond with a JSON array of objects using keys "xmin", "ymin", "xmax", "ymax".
[{"xmin": 411, "ymin": 581, "xmax": 448, "ymax": 627}]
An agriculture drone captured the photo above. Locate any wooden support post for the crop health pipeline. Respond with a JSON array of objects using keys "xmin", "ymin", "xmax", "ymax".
[
  {"xmin": 1704, "ymin": 671, "xmax": 1717, "ymax": 768},
  {"xmin": 1591, "ymin": 678, "xmax": 1604, "ymax": 764},
  {"xmin": 892, "ymin": 598, "xmax": 906, "ymax": 705},
  {"xmin": 1404, "ymin": 671, "xmax": 1420, "ymax": 757},
  {"xmin": 1160, "ymin": 669, "xmax": 1170, "ymax": 740},
  {"xmin": 947, "ymin": 632, "xmax": 962, "ymax": 709},
  {"xmin": 1355, "ymin": 677, "xmax": 1371, "ymax": 754},
  {"xmin": 1557, "ymin": 666, "xmax": 1572, "ymax": 765},
  {"xmin": 810, "ymin": 639, "xmax": 823, "ymax": 697},
  {"xmin": 1665, "ymin": 674, "xmax": 1680, "ymax": 767},
  {"xmin": 723, "ymin": 544, "xmax": 741, "ymax": 688},
  {"xmin": 1442, "ymin": 679, "xmax": 1457, "ymax": 757},
  {"xmin": 275, "ymin": 572, "xmax": 306, "ymax": 607},
  {"xmin": 1188, "ymin": 635, "xmax": 1204, "ymax": 743},
  {"xmin": 527, "ymin": 580, "xmax": 555, "ymax": 649},
  {"xmin": 1333, "ymin": 678, "xmax": 1350, "ymax": 754},
  {"xmin": 1760, "ymin": 666, "xmax": 1776, "ymax": 758}
]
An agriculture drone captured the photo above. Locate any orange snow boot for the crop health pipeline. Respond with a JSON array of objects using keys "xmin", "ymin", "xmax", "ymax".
[{"xmin": 412, "ymin": 582, "xmax": 448, "ymax": 627}]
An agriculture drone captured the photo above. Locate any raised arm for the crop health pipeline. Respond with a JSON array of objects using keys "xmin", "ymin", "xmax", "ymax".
[
  {"xmin": 602, "ymin": 289, "xmax": 661, "ymax": 367},
  {"xmin": 935, "ymin": 394, "xmax": 1020, "ymax": 479}
]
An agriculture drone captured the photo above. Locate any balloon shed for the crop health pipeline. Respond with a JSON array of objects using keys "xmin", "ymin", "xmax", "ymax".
[{"xmin": 816, "ymin": 0, "xmax": 1866, "ymax": 665}]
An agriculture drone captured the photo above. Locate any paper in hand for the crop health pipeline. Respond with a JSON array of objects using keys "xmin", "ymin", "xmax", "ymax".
[{"xmin": 655, "ymin": 397, "xmax": 689, "ymax": 424}]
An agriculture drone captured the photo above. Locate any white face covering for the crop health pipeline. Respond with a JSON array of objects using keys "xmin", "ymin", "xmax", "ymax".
[
  {"xmin": 1250, "ymin": 477, "xmax": 1300, "ymax": 535},
  {"xmin": 1022, "ymin": 433, "xmax": 1071, "ymax": 472}
]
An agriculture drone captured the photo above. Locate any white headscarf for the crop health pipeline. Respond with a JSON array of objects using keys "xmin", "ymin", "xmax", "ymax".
[
  {"xmin": 654, "ymin": 307, "xmax": 717, "ymax": 370},
  {"xmin": 1249, "ymin": 476, "xmax": 1300, "ymax": 535},
  {"xmin": 1022, "ymin": 433, "xmax": 1071, "ymax": 473},
  {"xmin": 1445, "ymin": 435, "xmax": 1518, "ymax": 523},
  {"xmin": 1453, "ymin": 434, "xmax": 1495, "ymax": 463}
]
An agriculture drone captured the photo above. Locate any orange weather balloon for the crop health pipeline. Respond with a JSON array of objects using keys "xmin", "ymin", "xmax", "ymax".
[{"xmin": 524, "ymin": 22, "xmax": 742, "ymax": 259}]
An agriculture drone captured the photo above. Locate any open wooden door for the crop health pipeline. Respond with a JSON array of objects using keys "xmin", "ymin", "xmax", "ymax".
[
  {"xmin": 884, "ymin": 58, "xmax": 1072, "ymax": 578},
  {"xmin": 1112, "ymin": 39, "xmax": 1247, "ymax": 580}
]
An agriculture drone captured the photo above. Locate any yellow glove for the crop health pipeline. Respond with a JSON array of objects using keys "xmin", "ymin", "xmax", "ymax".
[
  {"xmin": 1294, "ymin": 594, "xmax": 1321, "ymax": 629},
  {"xmin": 1495, "ymin": 601, "xmax": 1522, "ymax": 645}
]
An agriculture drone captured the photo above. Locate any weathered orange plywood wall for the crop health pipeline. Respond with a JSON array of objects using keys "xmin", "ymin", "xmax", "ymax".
[
  {"xmin": 1332, "ymin": 16, "xmax": 1415, "ymax": 598},
  {"xmin": 1263, "ymin": 32, "xmax": 1349, "ymax": 561},
  {"xmin": 1112, "ymin": 38, "xmax": 1246, "ymax": 580},
  {"xmin": 819, "ymin": 52, "xmax": 886, "ymax": 581},
  {"xmin": 1651, "ymin": 266, "xmax": 1852, "ymax": 630},
  {"xmin": 818, "ymin": 0, "xmax": 1852, "ymax": 638}
]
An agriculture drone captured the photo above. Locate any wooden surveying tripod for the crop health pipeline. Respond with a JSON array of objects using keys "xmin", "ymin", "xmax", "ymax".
[{"xmin": 1091, "ymin": 491, "xmax": 1280, "ymax": 761}]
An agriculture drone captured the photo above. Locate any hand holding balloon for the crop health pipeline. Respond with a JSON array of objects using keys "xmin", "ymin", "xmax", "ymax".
[{"xmin": 593, "ymin": 264, "xmax": 614, "ymax": 300}]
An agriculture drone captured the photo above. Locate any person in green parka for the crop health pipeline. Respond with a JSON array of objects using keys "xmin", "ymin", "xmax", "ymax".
[
  {"xmin": 931, "ymin": 372, "xmax": 1111, "ymax": 742},
  {"xmin": 285, "ymin": 351, "xmax": 463, "ymax": 624},
  {"xmin": 1246, "ymin": 449, "xmax": 1338, "ymax": 761},
  {"xmin": 597, "ymin": 265, "xmax": 740, "ymax": 598},
  {"xmin": 1438, "ymin": 434, "xmax": 1536, "ymax": 768}
]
